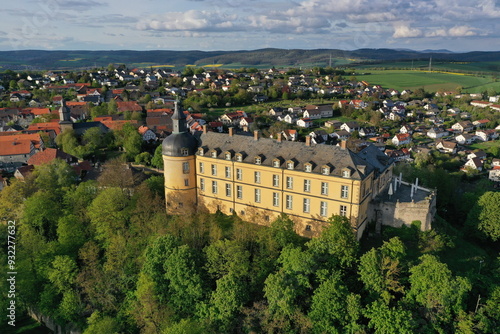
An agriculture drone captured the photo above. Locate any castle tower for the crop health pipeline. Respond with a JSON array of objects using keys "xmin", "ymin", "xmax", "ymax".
[
  {"xmin": 161, "ymin": 100, "xmax": 199, "ymax": 212},
  {"xmin": 59, "ymin": 99, "xmax": 73, "ymax": 132}
]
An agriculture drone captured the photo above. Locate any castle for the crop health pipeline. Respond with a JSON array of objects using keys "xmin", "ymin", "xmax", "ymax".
[{"xmin": 161, "ymin": 101, "xmax": 414, "ymax": 239}]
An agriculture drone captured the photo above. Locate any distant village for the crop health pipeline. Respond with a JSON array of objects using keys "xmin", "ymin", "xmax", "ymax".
[{"xmin": 0, "ymin": 65, "xmax": 499, "ymax": 188}]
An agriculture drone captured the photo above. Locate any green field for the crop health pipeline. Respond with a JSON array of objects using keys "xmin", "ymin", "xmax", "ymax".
[{"xmin": 356, "ymin": 70, "xmax": 500, "ymax": 93}]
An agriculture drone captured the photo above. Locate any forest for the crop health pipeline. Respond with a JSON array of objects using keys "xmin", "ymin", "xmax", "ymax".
[{"xmin": 0, "ymin": 157, "xmax": 499, "ymax": 334}]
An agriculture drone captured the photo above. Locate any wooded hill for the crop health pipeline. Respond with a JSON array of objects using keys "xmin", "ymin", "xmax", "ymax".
[{"xmin": 2, "ymin": 48, "xmax": 500, "ymax": 70}]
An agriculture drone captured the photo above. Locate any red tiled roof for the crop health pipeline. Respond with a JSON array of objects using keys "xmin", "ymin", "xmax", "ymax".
[
  {"xmin": 116, "ymin": 101, "xmax": 142, "ymax": 112},
  {"xmin": 0, "ymin": 133, "xmax": 43, "ymax": 150},
  {"xmin": 27, "ymin": 123, "xmax": 61, "ymax": 135},
  {"xmin": 24, "ymin": 108, "xmax": 51, "ymax": 116},
  {"xmin": 0, "ymin": 140, "xmax": 32, "ymax": 156},
  {"xmin": 27, "ymin": 148, "xmax": 74, "ymax": 166}
]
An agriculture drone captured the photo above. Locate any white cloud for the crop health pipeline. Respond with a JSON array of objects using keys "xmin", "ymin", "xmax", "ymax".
[
  {"xmin": 392, "ymin": 24, "xmax": 422, "ymax": 38},
  {"xmin": 426, "ymin": 25, "xmax": 477, "ymax": 37},
  {"xmin": 137, "ymin": 10, "xmax": 239, "ymax": 32}
]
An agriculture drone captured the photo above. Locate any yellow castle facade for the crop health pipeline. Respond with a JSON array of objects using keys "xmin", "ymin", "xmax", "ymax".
[{"xmin": 162, "ymin": 101, "xmax": 394, "ymax": 238}]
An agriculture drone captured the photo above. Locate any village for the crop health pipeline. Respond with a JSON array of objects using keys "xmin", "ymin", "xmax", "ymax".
[{"xmin": 0, "ymin": 65, "xmax": 499, "ymax": 188}]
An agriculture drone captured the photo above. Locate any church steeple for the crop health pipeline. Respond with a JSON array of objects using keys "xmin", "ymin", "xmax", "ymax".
[
  {"xmin": 171, "ymin": 99, "xmax": 186, "ymax": 134},
  {"xmin": 59, "ymin": 99, "xmax": 71, "ymax": 123}
]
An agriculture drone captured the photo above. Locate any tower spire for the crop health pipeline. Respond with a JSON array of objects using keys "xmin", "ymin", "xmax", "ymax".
[{"xmin": 171, "ymin": 99, "xmax": 186, "ymax": 134}]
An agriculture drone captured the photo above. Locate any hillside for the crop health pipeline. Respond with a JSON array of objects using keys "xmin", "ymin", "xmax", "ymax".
[{"xmin": 1, "ymin": 48, "xmax": 500, "ymax": 71}]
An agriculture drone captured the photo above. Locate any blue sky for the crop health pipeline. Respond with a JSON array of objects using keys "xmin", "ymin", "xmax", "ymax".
[{"xmin": 1, "ymin": 0, "xmax": 499, "ymax": 52}]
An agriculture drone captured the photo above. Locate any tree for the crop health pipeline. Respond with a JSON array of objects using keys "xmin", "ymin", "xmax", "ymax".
[
  {"xmin": 465, "ymin": 191, "xmax": 500, "ymax": 241},
  {"xmin": 308, "ymin": 273, "xmax": 350, "ymax": 333},
  {"xmin": 407, "ymin": 254, "xmax": 471, "ymax": 328},
  {"xmin": 204, "ymin": 239, "xmax": 250, "ymax": 280},
  {"xmin": 134, "ymin": 152, "xmax": 152, "ymax": 165},
  {"xmin": 365, "ymin": 300, "xmax": 416, "ymax": 334},
  {"xmin": 48, "ymin": 255, "xmax": 78, "ymax": 293},
  {"xmin": 151, "ymin": 144, "xmax": 164, "ymax": 169},
  {"xmin": 306, "ymin": 215, "xmax": 358, "ymax": 272},
  {"xmin": 83, "ymin": 311, "xmax": 120, "ymax": 334}
]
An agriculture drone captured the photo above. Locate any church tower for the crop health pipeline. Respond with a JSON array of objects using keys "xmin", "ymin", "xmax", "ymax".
[
  {"xmin": 59, "ymin": 99, "xmax": 73, "ymax": 132},
  {"xmin": 161, "ymin": 100, "xmax": 198, "ymax": 212}
]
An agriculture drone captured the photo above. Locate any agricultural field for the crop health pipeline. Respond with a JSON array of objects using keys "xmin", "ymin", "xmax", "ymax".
[{"xmin": 355, "ymin": 69, "xmax": 500, "ymax": 93}]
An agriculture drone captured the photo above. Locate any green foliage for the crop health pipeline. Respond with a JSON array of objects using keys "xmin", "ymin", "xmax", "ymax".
[
  {"xmin": 465, "ymin": 191, "xmax": 500, "ymax": 241},
  {"xmin": 83, "ymin": 311, "xmax": 120, "ymax": 334},
  {"xmin": 365, "ymin": 300, "xmax": 416, "ymax": 334},
  {"xmin": 134, "ymin": 151, "xmax": 152, "ymax": 165},
  {"xmin": 151, "ymin": 144, "xmax": 164, "ymax": 169}
]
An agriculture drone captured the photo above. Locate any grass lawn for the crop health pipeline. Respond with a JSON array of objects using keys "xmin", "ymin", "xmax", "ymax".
[
  {"xmin": 468, "ymin": 140, "xmax": 500, "ymax": 151},
  {"xmin": 355, "ymin": 70, "xmax": 500, "ymax": 93}
]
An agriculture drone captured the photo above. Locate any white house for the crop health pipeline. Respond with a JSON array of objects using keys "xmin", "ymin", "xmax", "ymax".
[
  {"xmin": 455, "ymin": 133, "xmax": 476, "ymax": 145},
  {"xmin": 392, "ymin": 133, "xmax": 412, "ymax": 146},
  {"xmin": 296, "ymin": 118, "xmax": 313, "ymax": 128},
  {"xmin": 426, "ymin": 128, "xmax": 448, "ymax": 139}
]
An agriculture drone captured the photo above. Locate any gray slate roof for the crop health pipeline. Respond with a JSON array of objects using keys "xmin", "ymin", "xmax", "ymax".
[{"xmin": 198, "ymin": 132, "xmax": 393, "ymax": 180}]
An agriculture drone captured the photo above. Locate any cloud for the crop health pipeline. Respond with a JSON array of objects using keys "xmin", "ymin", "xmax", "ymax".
[
  {"xmin": 426, "ymin": 25, "xmax": 477, "ymax": 37},
  {"xmin": 137, "ymin": 10, "xmax": 240, "ymax": 32},
  {"xmin": 392, "ymin": 24, "xmax": 423, "ymax": 38}
]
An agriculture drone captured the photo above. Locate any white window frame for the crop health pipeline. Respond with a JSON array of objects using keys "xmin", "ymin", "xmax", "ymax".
[
  {"xmin": 273, "ymin": 160, "xmax": 280, "ymax": 168},
  {"xmin": 322, "ymin": 166, "xmax": 330, "ymax": 175},
  {"xmin": 211, "ymin": 164, "xmax": 217, "ymax": 176},
  {"xmin": 273, "ymin": 174, "xmax": 279, "ymax": 187},
  {"xmin": 321, "ymin": 182, "xmax": 328, "ymax": 195},
  {"xmin": 199, "ymin": 162, "xmax": 204, "ymax": 173},
  {"xmin": 254, "ymin": 171, "xmax": 261, "ymax": 184},
  {"xmin": 237, "ymin": 185, "xmax": 243, "ymax": 199},
  {"xmin": 211, "ymin": 151, "xmax": 217, "ymax": 158},
  {"xmin": 181, "ymin": 148, "xmax": 189, "ymax": 156},
  {"xmin": 305, "ymin": 164, "xmax": 312, "ymax": 172},
  {"xmin": 320, "ymin": 201, "xmax": 328, "ymax": 217},
  {"xmin": 182, "ymin": 162, "xmax": 190, "ymax": 174},
  {"xmin": 340, "ymin": 205, "xmax": 347, "ymax": 216},
  {"xmin": 236, "ymin": 168, "xmax": 242, "ymax": 180},
  {"xmin": 286, "ymin": 176, "xmax": 293, "ymax": 189},
  {"xmin": 273, "ymin": 192, "xmax": 279, "ymax": 207},
  {"xmin": 286, "ymin": 195, "xmax": 293, "ymax": 210},
  {"xmin": 212, "ymin": 180, "xmax": 218, "ymax": 194},
  {"xmin": 226, "ymin": 183, "xmax": 231, "ymax": 197},
  {"xmin": 255, "ymin": 157, "xmax": 261, "ymax": 165},
  {"xmin": 255, "ymin": 188, "xmax": 261, "ymax": 203},
  {"xmin": 225, "ymin": 152, "xmax": 231, "ymax": 160},
  {"xmin": 303, "ymin": 198, "xmax": 310, "ymax": 213},
  {"xmin": 225, "ymin": 166, "xmax": 231, "ymax": 179},
  {"xmin": 341, "ymin": 185, "xmax": 349, "ymax": 198},
  {"xmin": 287, "ymin": 161, "xmax": 294, "ymax": 170},
  {"xmin": 200, "ymin": 178, "xmax": 205, "ymax": 191},
  {"xmin": 304, "ymin": 179, "xmax": 311, "ymax": 192}
]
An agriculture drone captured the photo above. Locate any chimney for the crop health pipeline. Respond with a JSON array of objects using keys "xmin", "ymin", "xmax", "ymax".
[
  {"xmin": 340, "ymin": 139, "xmax": 347, "ymax": 150},
  {"xmin": 277, "ymin": 132, "xmax": 282, "ymax": 142},
  {"xmin": 202, "ymin": 124, "xmax": 208, "ymax": 134},
  {"xmin": 305, "ymin": 135, "xmax": 311, "ymax": 146},
  {"xmin": 254, "ymin": 130, "xmax": 259, "ymax": 141},
  {"xmin": 229, "ymin": 127, "xmax": 234, "ymax": 137}
]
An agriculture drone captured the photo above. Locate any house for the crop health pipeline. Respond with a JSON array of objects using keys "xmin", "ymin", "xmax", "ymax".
[
  {"xmin": 475, "ymin": 129, "xmax": 499, "ymax": 142},
  {"xmin": 296, "ymin": 118, "xmax": 313, "ymax": 128},
  {"xmin": 219, "ymin": 111, "xmax": 247, "ymax": 125},
  {"xmin": 340, "ymin": 122, "xmax": 360, "ymax": 133},
  {"xmin": 455, "ymin": 133, "xmax": 476, "ymax": 145},
  {"xmin": 209, "ymin": 121, "xmax": 224, "ymax": 133},
  {"xmin": 470, "ymin": 101, "xmax": 491, "ymax": 108},
  {"xmin": 473, "ymin": 119, "xmax": 490, "ymax": 128},
  {"xmin": 309, "ymin": 130, "xmax": 329, "ymax": 144},
  {"xmin": 467, "ymin": 150, "xmax": 487, "ymax": 161},
  {"xmin": 399, "ymin": 125, "xmax": 413, "ymax": 134},
  {"xmin": 385, "ymin": 148, "xmax": 410, "ymax": 162},
  {"xmin": 303, "ymin": 108, "xmax": 322, "ymax": 120},
  {"xmin": 392, "ymin": 133, "xmax": 412, "ymax": 146},
  {"xmin": 452, "ymin": 121, "xmax": 473, "ymax": 133},
  {"xmin": 332, "ymin": 130, "xmax": 351, "ymax": 141},
  {"xmin": 464, "ymin": 157, "xmax": 483, "ymax": 171},
  {"xmin": 279, "ymin": 114, "xmax": 295, "ymax": 124},
  {"xmin": 435, "ymin": 140, "xmax": 457, "ymax": 154},
  {"xmin": 138, "ymin": 126, "xmax": 157, "ymax": 142},
  {"xmin": 14, "ymin": 165, "xmax": 35, "ymax": 180},
  {"xmin": 27, "ymin": 148, "xmax": 78, "ymax": 166},
  {"xmin": 426, "ymin": 128, "xmax": 448, "ymax": 139},
  {"xmin": 359, "ymin": 127, "xmax": 377, "ymax": 137},
  {"xmin": 488, "ymin": 166, "xmax": 500, "ymax": 182},
  {"xmin": 239, "ymin": 117, "xmax": 254, "ymax": 129},
  {"xmin": 117, "ymin": 101, "xmax": 142, "ymax": 113},
  {"xmin": 281, "ymin": 129, "xmax": 297, "ymax": 141},
  {"xmin": 269, "ymin": 107, "xmax": 284, "ymax": 117}
]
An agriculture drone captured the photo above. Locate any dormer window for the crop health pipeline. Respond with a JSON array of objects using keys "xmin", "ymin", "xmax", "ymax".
[
  {"xmin": 236, "ymin": 153, "xmax": 243, "ymax": 162},
  {"xmin": 225, "ymin": 152, "xmax": 232, "ymax": 160},
  {"xmin": 273, "ymin": 159, "xmax": 280, "ymax": 168},
  {"xmin": 211, "ymin": 150, "xmax": 217, "ymax": 158},
  {"xmin": 322, "ymin": 165, "xmax": 330, "ymax": 175},
  {"xmin": 304, "ymin": 163, "xmax": 312, "ymax": 173},
  {"xmin": 342, "ymin": 169, "xmax": 351, "ymax": 178},
  {"xmin": 197, "ymin": 147, "xmax": 205, "ymax": 156},
  {"xmin": 255, "ymin": 157, "xmax": 261, "ymax": 165},
  {"xmin": 181, "ymin": 148, "xmax": 189, "ymax": 156},
  {"xmin": 286, "ymin": 160, "xmax": 294, "ymax": 170}
]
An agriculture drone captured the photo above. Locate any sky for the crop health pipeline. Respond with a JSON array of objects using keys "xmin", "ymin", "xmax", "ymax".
[{"xmin": 1, "ymin": 0, "xmax": 500, "ymax": 52}]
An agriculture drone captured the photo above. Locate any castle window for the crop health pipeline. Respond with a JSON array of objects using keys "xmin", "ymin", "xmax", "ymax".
[
  {"xmin": 255, "ymin": 157, "xmax": 261, "ymax": 165},
  {"xmin": 321, "ymin": 182, "xmax": 328, "ymax": 195},
  {"xmin": 303, "ymin": 198, "xmax": 310, "ymax": 213},
  {"xmin": 320, "ymin": 201, "xmax": 328, "ymax": 217},
  {"xmin": 273, "ymin": 192, "xmax": 279, "ymax": 207},
  {"xmin": 342, "ymin": 169, "xmax": 350, "ymax": 178},
  {"xmin": 236, "ymin": 168, "xmax": 242, "ymax": 180},
  {"xmin": 225, "ymin": 152, "xmax": 232, "ymax": 160},
  {"xmin": 236, "ymin": 154, "xmax": 243, "ymax": 162},
  {"xmin": 254, "ymin": 171, "xmax": 261, "ymax": 184},
  {"xmin": 211, "ymin": 150, "xmax": 217, "ymax": 158},
  {"xmin": 304, "ymin": 163, "xmax": 312, "ymax": 172},
  {"xmin": 273, "ymin": 159, "xmax": 280, "ymax": 168},
  {"xmin": 211, "ymin": 164, "xmax": 217, "ymax": 176},
  {"xmin": 200, "ymin": 178, "xmax": 205, "ymax": 191},
  {"xmin": 225, "ymin": 166, "xmax": 231, "ymax": 179},
  {"xmin": 212, "ymin": 181, "xmax": 218, "ymax": 194},
  {"xmin": 286, "ymin": 195, "xmax": 293, "ymax": 210},
  {"xmin": 226, "ymin": 183, "xmax": 231, "ymax": 197},
  {"xmin": 322, "ymin": 166, "xmax": 330, "ymax": 175},
  {"xmin": 181, "ymin": 148, "xmax": 189, "ymax": 156},
  {"xmin": 273, "ymin": 175, "xmax": 279, "ymax": 187},
  {"xmin": 304, "ymin": 179, "xmax": 311, "ymax": 192},
  {"xmin": 199, "ymin": 162, "xmax": 204, "ymax": 173},
  {"xmin": 255, "ymin": 189, "xmax": 261, "ymax": 203},
  {"xmin": 197, "ymin": 147, "xmax": 205, "ymax": 156},
  {"xmin": 237, "ymin": 185, "xmax": 243, "ymax": 199},
  {"xmin": 340, "ymin": 205, "xmax": 347, "ymax": 216},
  {"xmin": 286, "ymin": 161, "xmax": 294, "ymax": 170},
  {"xmin": 182, "ymin": 162, "xmax": 190, "ymax": 174},
  {"xmin": 286, "ymin": 176, "xmax": 293, "ymax": 189},
  {"xmin": 341, "ymin": 185, "xmax": 349, "ymax": 198}
]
